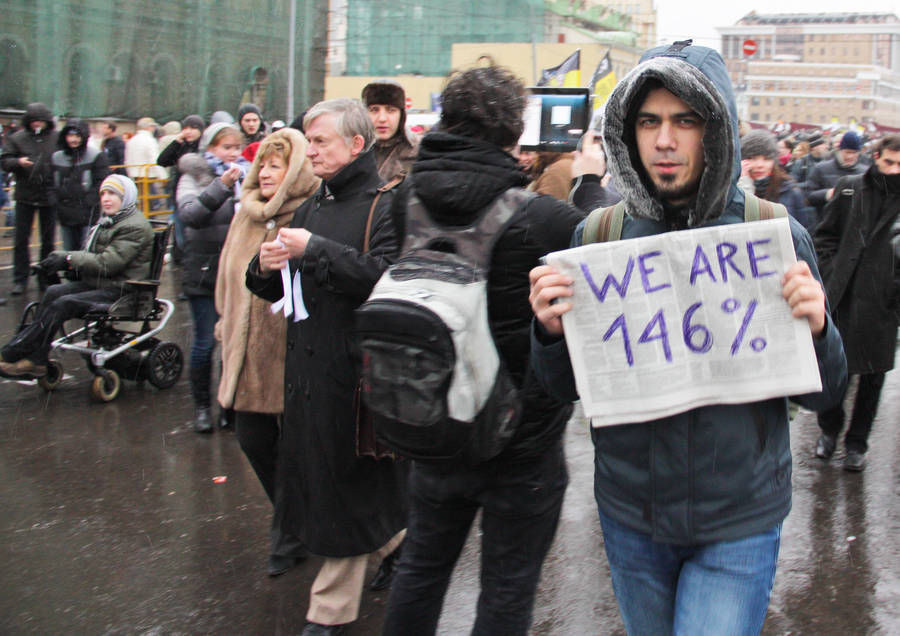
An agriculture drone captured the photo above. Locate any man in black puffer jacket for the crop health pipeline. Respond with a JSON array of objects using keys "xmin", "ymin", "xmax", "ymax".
[
  {"xmin": 382, "ymin": 67, "xmax": 585, "ymax": 636},
  {"xmin": 0, "ymin": 103, "xmax": 58, "ymax": 296}
]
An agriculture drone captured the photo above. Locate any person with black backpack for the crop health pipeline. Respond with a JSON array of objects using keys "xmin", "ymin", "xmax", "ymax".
[{"xmin": 379, "ymin": 67, "xmax": 584, "ymax": 636}]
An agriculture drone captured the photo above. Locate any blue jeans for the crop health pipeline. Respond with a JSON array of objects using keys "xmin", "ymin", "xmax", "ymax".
[
  {"xmin": 60, "ymin": 225, "xmax": 87, "ymax": 251},
  {"xmin": 598, "ymin": 511, "xmax": 781, "ymax": 636},
  {"xmin": 188, "ymin": 295, "xmax": 218, "ymax": 369}
]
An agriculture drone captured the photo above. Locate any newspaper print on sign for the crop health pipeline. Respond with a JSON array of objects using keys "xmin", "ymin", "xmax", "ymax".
[{"xmin": 543, "ymin": 217, "xmax": 822, "ymax": 427}]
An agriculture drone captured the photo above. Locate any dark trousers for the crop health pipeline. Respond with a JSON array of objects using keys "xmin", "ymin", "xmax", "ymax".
[
  {"xmin": 60, "ymin": 224, "xmax": 87, "ymax": 251},
  {"xmin": 235, "ymin": 411, "xmax": 306, "ymax": 559},
  {"xmin": 187, "ymin": 295, "xmax": 217, "ymax": 369},
  {"xmin": 817, "ymin": 372, "xmax": 887, "ymax": 453},
  {"xmin": 13, "ymin": 202, "xmax": 56, "ymax": 285},
  {"xmin": 1, "ymin": 282, "xmax": 119, "ymax": 364},
  {"xmin": 383, "ymin": 442, "xmax": 568, "ymax": 636}
]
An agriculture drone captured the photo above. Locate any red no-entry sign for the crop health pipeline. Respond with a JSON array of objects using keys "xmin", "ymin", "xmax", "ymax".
[{"xmin": 743, "ymin": 39, "xmax": 758, "ymax": 56}]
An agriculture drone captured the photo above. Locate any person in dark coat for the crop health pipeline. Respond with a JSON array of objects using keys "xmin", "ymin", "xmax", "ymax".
[
  {"xmin": 805, "ymin": 131, "xmax": 867, "ymax": 225},
  {"xmin": 362, "ymin": 80, "xmax": 419, "ymax": 181},
  {"xmin": 51, "ymin": 118, "xmax": 110, "ymax": 251},
  {"xmin": 158, "ymin": 114, "xmax": 204, "ymax": 262},
  {"xmin": 740, "ymin": 129, "xmax": 812, "ymax": 229},
  {"xmin": 99, "ymin": 120, "xmax": 127, "ymax": 175},
  {"xmin": 247, "ymin": 98, "xmax": 407, "ymax": 636},
  {"xmin": 0, "ymin": 103, "xmax": 58, "ymax": 296},
  {"xmin": 381, "ymin": 67, "xmax": 584, "ymax": 636},
  {"xmin": 176, "ymin": 123, "xmax": 245, "ymax": 433},
  {"xmin": 812, "ymin": 134, "xmax": 900, "ymax": 472},
  {"xmin": 529, "ymin": 42, "xmax": 847, "ymax": 634}
]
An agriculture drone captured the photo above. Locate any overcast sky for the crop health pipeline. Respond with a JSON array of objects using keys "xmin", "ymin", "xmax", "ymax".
[{"xmin": 656, "ymin": 0, "xmax": 900, "ymax": 50}]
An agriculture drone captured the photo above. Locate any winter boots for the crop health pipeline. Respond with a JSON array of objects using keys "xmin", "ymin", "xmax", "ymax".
[{"xmin": 190, "ymin": 364, "xmax": 213, "ymax": 434}]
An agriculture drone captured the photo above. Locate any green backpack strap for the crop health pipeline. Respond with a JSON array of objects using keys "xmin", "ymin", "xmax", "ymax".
[
  {"xmin": 583, "ymin": 200, "xmax": 627, "ymax": 244},
  {"xmin": 743, "ymin": 193, "xmax": 787, "ymax": 222}
]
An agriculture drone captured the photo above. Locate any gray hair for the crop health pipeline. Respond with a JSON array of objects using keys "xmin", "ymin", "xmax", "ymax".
[{"xmin": 304, "ymin": 98, "xmax": 375, "ymax": 151}]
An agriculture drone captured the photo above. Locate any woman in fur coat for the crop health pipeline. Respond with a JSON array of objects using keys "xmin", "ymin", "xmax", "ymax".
[{"xmin": 214, "ymin": 128, "xmax": 320, "ymax": 575}]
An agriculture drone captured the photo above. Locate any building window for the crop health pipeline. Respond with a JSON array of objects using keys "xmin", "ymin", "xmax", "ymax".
[
  {"xmin": 751, "ymin": 96, "xmax": 760, "ymax": 105},
  {"xmin": 751, "ymin": 112, "xmax": 759, "ymax": 120}
]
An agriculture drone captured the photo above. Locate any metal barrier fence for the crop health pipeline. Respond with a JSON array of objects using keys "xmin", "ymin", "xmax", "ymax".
[{"xmin": 0, "ymin": 166, "xmax": 173, "ymax": 254}]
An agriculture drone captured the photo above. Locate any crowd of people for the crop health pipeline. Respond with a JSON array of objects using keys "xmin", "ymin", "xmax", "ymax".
[{"xmin": 0, "ymin": 42, "xmax": 898, "ymax": 636}]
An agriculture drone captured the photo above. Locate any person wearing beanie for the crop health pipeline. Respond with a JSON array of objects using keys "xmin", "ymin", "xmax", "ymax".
[
  {"xmin": 790, "ymin": 132, "xmax": 828, "ymax": 187},
  {"xmin": 176, "ymin": 123, "xmax": 246, "ymax": 433},
  {"xmin": 361, "ymin": 79, "xmax": 419, "ymax": 181},
  {"xmin": 51, "ymin": 118, "xmax": 111, "ymax": 251},
  {"xmin": 739, "ymin": 129, "xmax": 810, "ymax": 228},
  {"xmin": 158, "ymin": 115, "xmax": 206, "ymax": 262},
  {"xmin": 238, "ymin": 103, "xmax": 266, "ymax": 145},
  {"xmin": 806, "ymin": 129, "xmax": 867, "ymax": 225},
  {"xmin": 812, "ymin": 133, "xmax": 900, "ymax": 472},
  {"xmin": 210, "ymin": 110, "xmax": 235, "ymax": 125},
  {"xmin": 0, "ymin": 102, "xmax": 59, "ymax": 296},
  {"xmin": 0, "ymin": 174, "xmax": 153, "ymax": 380}
]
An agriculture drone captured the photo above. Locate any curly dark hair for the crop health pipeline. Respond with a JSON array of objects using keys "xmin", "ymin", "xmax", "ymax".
[{"xmin": 439, "ymin": 66, "xmax": 526, "ymax": 148}]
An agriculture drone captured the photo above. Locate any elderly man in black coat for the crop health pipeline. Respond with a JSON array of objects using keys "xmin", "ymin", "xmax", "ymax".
[
  {"xmin": 814, "ymin": 134, "xmax": 900, "ymax": 471},
  {"xmin": 247, "ymin": 98, "xmax": 406, "ymax": 636}
]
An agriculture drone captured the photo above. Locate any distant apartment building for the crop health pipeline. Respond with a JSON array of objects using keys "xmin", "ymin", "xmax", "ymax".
[
  {"xmin": 598, "ymin": 0, "xmax": 657, "ymax": 50},
  {"xmin": 718, "ymin": 12, "xmax": 900, "ymax": 128}
]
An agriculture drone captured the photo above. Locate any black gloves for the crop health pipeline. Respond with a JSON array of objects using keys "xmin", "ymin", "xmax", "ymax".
[{"xmin": 39, "ymin": 251, "xmax": 68, "ymax": 272}]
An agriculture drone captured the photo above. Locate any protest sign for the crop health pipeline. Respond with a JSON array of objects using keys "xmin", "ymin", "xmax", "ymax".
[{"xmin": 543, "ymin": 217, "xmax": 822, "ymax": 426}]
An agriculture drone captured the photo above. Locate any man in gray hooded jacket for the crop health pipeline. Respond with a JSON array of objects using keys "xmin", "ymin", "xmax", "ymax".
[{"xmin": 529, "ymin": 41, "xmax": 847, "ymax": 635}]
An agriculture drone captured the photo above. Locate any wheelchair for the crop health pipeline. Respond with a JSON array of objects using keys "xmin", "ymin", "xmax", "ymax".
[{"xmin": 17, "ymin": 220, "xmax": 184, "ymax": 401}]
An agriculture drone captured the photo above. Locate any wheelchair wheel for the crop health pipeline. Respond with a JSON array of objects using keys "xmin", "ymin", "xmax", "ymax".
[
  {"xmin": 146, "ymin": 341, "xmax": 183, "ymax": 389},
  {"xmin": 37, "ymin": 361, "xmax": 64, "ymax": 391},
  {"xmin": 91, "ymin": 369, "xmax": 121, "ymax": 402}
]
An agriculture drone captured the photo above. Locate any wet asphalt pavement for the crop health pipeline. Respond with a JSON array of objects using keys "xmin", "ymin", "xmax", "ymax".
[{"xmin": 0, "ymin": 265, "xmax": 898, "ymax": 635}]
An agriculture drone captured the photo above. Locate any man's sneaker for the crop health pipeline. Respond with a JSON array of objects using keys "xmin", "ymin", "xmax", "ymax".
[
  {"xmin": 843, "ymin": 450, "xmax": 866, "ymax": 472},
  {"xmin": 0, "ymin": 358, "xmax": 47, "ymax": 379},
  {"xmin": 815, "ymin": 433, "xmax": 837, "ymax": 460},
  {"xmin": 10, "ymin": 283, "xmax": 24, "ymax": 296}
]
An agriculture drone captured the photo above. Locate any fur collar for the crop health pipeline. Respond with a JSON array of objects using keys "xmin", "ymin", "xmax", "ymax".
[{"xmin": 239, "ymin": 128, "xmax": 320, "ymax": 222}]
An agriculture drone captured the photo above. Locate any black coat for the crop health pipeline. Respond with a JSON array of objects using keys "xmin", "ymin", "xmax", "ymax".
[
  {"xmin": 814, "ymin": 165, "xmax": 900, "ymax": 374},
  {"xmin": 51, "ymin": 119, "xmax": 110, "ymax": 227},
  {"xmin": 398, "ymin": 132, "xmax": 585, "ymax": 461},
  {"xmin": 0, "ymin": 103, "xmax": 58, "ymax": 205},
  {"xmin": 102, "ymin": 135, "xmax": 127, "ymax": 175},
  {"xmin": 157, "ymin": 137, "xmax": 200, "ymax": 192},
  {"xmin": 176, "ymin": 154, "xmax": 236, "ymax": 296},
  {"xmin": 806, "ymin": 155, "xmax": 867, "ymax": 218},
  {"xmin": 246, "ymin": 150, "xmax": 408, "ymax": 557}
]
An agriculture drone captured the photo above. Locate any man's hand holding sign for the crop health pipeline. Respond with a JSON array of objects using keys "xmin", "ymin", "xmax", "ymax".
[{"xmin": 530, "ymin": 217, "xmax": 827, "ymax": 425}]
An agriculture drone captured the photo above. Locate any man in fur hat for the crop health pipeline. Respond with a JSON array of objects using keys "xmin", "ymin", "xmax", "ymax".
[
  {"xmin": 529, "ymin": 41, "xmax": 847, "ymax": 634},
  {"xmin": 362, "ymin": 79, "xmax": 419, "ymax": 181}
]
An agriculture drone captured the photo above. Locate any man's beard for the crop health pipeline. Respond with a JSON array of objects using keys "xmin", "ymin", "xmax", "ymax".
[{"xmin": 652, "ymin": 173, "xmax": 699, "ymax": 204}]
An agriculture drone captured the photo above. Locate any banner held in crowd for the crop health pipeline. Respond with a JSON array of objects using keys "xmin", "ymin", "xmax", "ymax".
[{"xmin": 543, "ymin": 218, "xmax": 822, "ymax": 426}]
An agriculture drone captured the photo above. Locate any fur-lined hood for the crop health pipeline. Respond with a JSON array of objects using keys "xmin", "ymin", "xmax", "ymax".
[
  {"xmin": 602, "ymin": 42, "xmax": 741, "ymax": 227},
  {"xmin": 239, "ymin": 128, "xmax": 320, "ymax": 222},
  {"xmin": 177, "ymin": 152, "xmax": 215, "ymax": 189}
]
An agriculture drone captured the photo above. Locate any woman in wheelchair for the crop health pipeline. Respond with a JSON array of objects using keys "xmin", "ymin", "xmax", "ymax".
[{"xmin": 0, "ymin": 175, "xmax": 153, "ymax": 379}]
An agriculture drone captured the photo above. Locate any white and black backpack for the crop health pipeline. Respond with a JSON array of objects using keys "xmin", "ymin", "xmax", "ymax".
[{"xmin": 355, "ymin": 187, "xmax": 535, "ymax": 464}]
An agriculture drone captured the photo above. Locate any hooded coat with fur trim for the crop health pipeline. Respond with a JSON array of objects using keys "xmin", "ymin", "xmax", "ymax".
[
  {"xmin": 531, "ymin": 43, "xmax": 848, "ymax": 545},
  {"xmin": 51, "ymin": 118, "xmax": 110, "ymax": 227},
  {"xmin": 215, "ymin": 129, "xmax": 320, "ymax": 412},
  {"xmin": 0, "ymin": 103, "xmax": 58, "ymax": 205}
]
